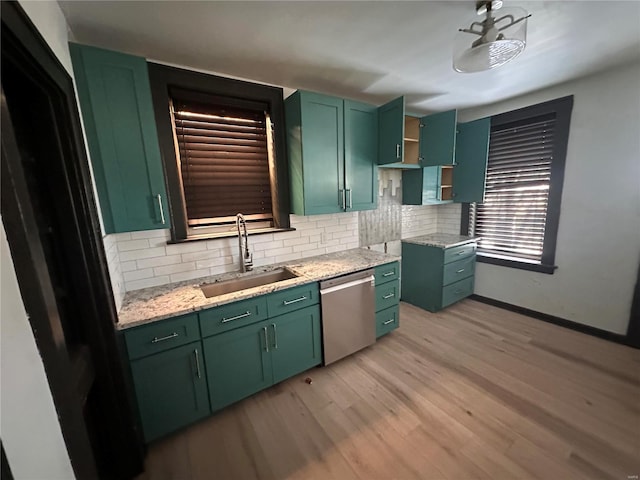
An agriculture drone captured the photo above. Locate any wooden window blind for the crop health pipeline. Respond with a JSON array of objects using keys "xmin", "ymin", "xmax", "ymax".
[
  {"xmin": 471, "ymin": 113, "xmax": 556, "ymax": 262},
  {"xmin": 171, "ymin": 99, "xmax": 273, "ymax": 226}
]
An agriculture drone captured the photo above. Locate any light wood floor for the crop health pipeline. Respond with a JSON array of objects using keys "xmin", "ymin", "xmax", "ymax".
[{"xmin": 136, "ymin": 300, "xmax": 640, "ymax": 480}]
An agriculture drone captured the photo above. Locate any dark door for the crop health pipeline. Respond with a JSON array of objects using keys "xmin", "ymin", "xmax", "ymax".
[{"xmin": 1, "ymin": 3, "xmax": 143, "ymax": 478}]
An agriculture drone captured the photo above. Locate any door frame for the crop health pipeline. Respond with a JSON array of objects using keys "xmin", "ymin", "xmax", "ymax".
[{"xmin": 1, "ymin": 2, "xmax": 143, "ymax": 477}]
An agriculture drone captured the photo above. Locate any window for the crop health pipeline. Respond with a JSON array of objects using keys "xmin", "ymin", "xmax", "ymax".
[
  {"xmin": 171, "ymin": 93, "xmax": 275, "ymax": 236},
  {"xmin": 465, "ymin": 96, "xmax": 573, "ymax": 274},
  {"xmin": 147, "ymin": 63, "xmax": 290, "ymax": 242}
]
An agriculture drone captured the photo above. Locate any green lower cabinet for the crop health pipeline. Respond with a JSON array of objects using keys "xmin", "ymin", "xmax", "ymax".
[
  {"xmin": 376, "ymin": 304, "xmax": 400, "ymax": 337},
  {"xmin": 270, "ymin": 306, "xmax": 322, "ymax": 384},
  {"xmin": 130, "ymin": 342, "xmax": 210, "ymax": 442},
  {"xmin": 203, "ymin": 320, "xmax": 272, "ymax": 412},
  {"xmin": 203, "ymin": 304, "xmax": 322, "ymax": 411}
]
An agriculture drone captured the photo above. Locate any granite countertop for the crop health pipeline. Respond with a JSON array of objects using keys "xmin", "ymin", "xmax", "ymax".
[
  {"xmin": 117, "ymin": 248, "xmax": 399, "ymax": 330},
  {"xmin": 402, "ymin": 233, "xmax": 480, "ymax": 249}
]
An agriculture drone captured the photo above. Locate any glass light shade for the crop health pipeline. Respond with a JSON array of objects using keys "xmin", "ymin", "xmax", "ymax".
[{"xmin": 453, "ymin": 6, "xmax": 529, "ymax": 73}]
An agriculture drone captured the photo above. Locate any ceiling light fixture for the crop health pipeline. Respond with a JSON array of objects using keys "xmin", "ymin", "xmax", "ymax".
[{"xmin": 453, "ymin": 0, "xmax": 531, "ymax": 73}]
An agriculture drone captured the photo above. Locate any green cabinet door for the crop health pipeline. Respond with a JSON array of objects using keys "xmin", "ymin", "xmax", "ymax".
[
  {"xmin": 344, "ymin": 100, "xmax": 378, "ymax": 211},
  {"xmin": 377, "ymin": 96, "xmax": 405, "ymax": 165},
  {"xmin": 70, "ymin": 43, "xmax": 169, "ymax": 233},
  {"xmin": 419, "ymin": 110, "xmax": 458, "ymax": 166},
  {"xmin": 130, "ymin": 342, "xmax": 210, "ymax": 441},
  {"xmin": 286, "ymin": 91, "xmax": 344, "ymax": 215},
  {"xmin": 453, "ymin": 118, "xmax": 490, "ymax": 203},
  {"xmin": 270, "ymin": 305, "xmax": 322, "ymax": 384},
  {"xmin": 203, "ymin": 320, "xmax": 272, "ymax": 411}
]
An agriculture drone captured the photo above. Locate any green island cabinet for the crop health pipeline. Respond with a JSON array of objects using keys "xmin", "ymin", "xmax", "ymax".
[
  {"xmin": 374, "ymin": 262, "xmax": 401, "ymax": 337},
  {"xmin": 285, "ymin": 90, "xmax": 378, "ymax": 215},
  {"xmin": 123, "ymin": 283, "xmax": 321, "ymax": 441},
  {"xmin": 378, "ymin": 96, "xmax": 457, "ymax": 168},
  {"xmin": 402, "ymin": 117, "xmax": 490, "ymax": 205},
  {"xmin": 70, "ymin": 43, "xmax": 170, "ymax": 234},
  {"xmin": 401, "ymin": 240, "xmax": 477, "ymax": 313}
]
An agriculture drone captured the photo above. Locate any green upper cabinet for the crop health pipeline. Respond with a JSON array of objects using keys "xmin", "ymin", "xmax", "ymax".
[
  {"xmin": 70, "ymin": 43, "xmax": 170, "ymax": 233},
  {"xmin": 419, "ymin": 110, "xmax": 458, "ymax": 166},
  {"xmin": 377, "ymin": 96, "xmax": 405, "ymax": 166},
  {"xmin": 344, "ymin": 100, "xmax": 378, "ymax": 211},
  {"xmin": 285, "ymin": 91, "xmax": 377, "ymax": 215},
  {"xmin": 452, "ymin": 118, "xmax": 491, "ymax": 203},
  {"xmin": 130, "ymin": 341, "xmax": 210, "ymax": 441}
]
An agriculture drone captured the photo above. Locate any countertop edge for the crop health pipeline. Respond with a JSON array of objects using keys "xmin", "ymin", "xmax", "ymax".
[{"xmin": 116, "ymin": 250, "xmax": 399, "ymax": 331}]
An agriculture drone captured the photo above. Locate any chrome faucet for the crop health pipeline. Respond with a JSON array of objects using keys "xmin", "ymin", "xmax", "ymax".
[{"xmin": 236, "ymin": 213, "xmax": 253, "ymax": 272}]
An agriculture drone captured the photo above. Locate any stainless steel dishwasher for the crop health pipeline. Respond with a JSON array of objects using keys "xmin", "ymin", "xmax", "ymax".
[{"xmin": 320, "ymin": 269, "xmax": 375, "ymax": 365}]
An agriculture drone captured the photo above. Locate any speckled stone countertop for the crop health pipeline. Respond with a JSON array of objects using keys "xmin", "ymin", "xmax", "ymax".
[
  {"xmin": 402, "ymin": 233, "xmax": 480, "ymax": 249},
  {"xmin": 117, "ymin": 248, "xmax": 399, "ymax": 330}
]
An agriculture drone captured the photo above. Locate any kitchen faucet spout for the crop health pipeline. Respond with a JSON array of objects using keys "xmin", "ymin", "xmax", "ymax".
[{"xmin": 236, "ymin": 213, "xmax": 253, "ymax": 272}]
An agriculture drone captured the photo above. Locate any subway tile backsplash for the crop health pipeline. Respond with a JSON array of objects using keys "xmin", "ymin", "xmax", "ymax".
[{"xmin": 102, "ymin": 200, "xmax": 462, "ymax": 311}]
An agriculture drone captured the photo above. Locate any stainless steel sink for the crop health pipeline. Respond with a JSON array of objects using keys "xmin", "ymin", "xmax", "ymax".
[{"xmin": 200, "ymin": 268, "xmax": 298, "ymax": 298}]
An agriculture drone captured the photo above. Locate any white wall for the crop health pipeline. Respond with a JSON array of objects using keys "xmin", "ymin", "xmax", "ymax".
[
  {"xmin": 0, "ymin": 2, "xmax": 80, "ymax": 477},
  {"xmin": 458, "ymin": 63, "xmax": 640, "ymax": 335},
  {"xmin": 1, "ymin": 223, "xmax": 75, "ymax": 479}
]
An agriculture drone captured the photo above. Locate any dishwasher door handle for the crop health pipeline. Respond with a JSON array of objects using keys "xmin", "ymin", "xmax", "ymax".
[{"xmin": 320, "ymin": 275, "xmax": 375, "ymax": 295}]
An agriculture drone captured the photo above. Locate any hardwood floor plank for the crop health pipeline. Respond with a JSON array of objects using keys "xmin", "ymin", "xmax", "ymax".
[{"xmin": 137, "ymin": 299, "xmax": 640, "ymax": 480}]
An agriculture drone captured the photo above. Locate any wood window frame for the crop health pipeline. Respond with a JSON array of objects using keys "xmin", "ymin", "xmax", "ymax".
[
  {"xmin": 147, "ymin": 63, "xmax": 291, "ymax": 242},
  {"xmin": 461, "ymin": 95, "xmax": 574, "ymax": 274}
]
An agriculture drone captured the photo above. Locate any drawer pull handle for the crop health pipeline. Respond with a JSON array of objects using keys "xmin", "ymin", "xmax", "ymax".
[
  {"xmin": 194, "ymin": 349, "xmax": 201, "ymax": 379},
  {"xmin": 383, "ymin": 318, "xmax": 395, "ymax": 325},
  {"xmin": 222, "ymin": 311, "xmax": 252, "ymax": 323},
  {"xmin": 151, "ymin": 332, "xmax": 178, "ymax": 343},
  {"xmin": 396, "ymin": 144, "xmax": 401, "ymax": 159},
  {"xmin": 456, "ymin": 269, "xmax": 465, "ymax": 273},
  {"xmin": 454, "ymin": 289, "xmax": 463, "ymax": 294},
  {"xmin": 383, "ymin": 293, "xmax": 395, "ymax": 299},
  {"xmin": 283, "ymin": 296, "xmax": 307, "ymax": 305},
  {"xmin": 263, "ymin": 326, "xmax": 269, "ymax": 352},
  {"xmin": 456, "ymin": 251, "xmax": 466, "ymax": 256},
  {"xmin": 382, "ymin": 271, "xmax": 395, "ymax": 277}
]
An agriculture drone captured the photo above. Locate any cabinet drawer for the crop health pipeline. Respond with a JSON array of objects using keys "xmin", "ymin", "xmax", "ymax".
[
  {"xmin": 376, "ymin": 304, "xmax": 399, "ymax": 338},
  {"xmin": 125, "ymin": 313, "xmax": 200, "ymax": 360},
  {"xmin": 443, "ymin": 255, "xmax": 475, "ymax": 286},
  {"xmin": 266, "ymin": 283, "xmax": 319, "ymax": 318},
  {"xmin": 443, "ymin": 243, "xmax": 476, "ymax": 264},
  {"xmin": 200, "ymin": 297, "xmax": 268, "ymax": 338},
  {"xmin": 374, "ymin": 262, "xmax": 399, "ymax": 285},
  {"xmin": 441, "ymin": 276, "xmax": 474, "ymax": 308},
  {"xmin": 375, "ymin": 280, "xmax": 400, "ymax": 312}
]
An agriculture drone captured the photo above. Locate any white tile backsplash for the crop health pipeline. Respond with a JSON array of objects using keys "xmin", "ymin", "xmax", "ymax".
[{"xmin": 102, "ymin": 200, "xmax": 462, "ymax": 294}]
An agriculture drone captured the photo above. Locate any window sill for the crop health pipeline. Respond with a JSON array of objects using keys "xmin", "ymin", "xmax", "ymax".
[
  {"xmin": 476, "ymin": 252, "xmax": 557, "ymax": 274},
  {"xmin": 168, "ymin": 227, "xmax": 296, "ymax": 244}
]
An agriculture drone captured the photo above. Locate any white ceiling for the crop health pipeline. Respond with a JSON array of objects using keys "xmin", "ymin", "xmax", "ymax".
[{"xmin": 59, "ymin": 1, "xmax": 640, "ymax": 113}]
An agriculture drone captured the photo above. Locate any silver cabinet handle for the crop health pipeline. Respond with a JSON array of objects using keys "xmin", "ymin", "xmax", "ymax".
[
  {"xmin": 156, "ymin": 194, "xmax": 166, "ymax": 224},
  {"xmin": 456, "ymin": 269, "xmax": 465, "ymax": 273},
  {"xmin": 283, "ymin": 296, "xmax": 307, "ymax": 305},
  {"xmin": 151, "ymin": 332, "xmax": 178, "ymax": 343},
  {"xmin": 454, "ymin": 289, "xmax": 463, "ymax": 294},
  {"xmin": 194, "ymin": 349, "xmax": 201, "ymax": 379},
  {"xmin": 382, "ymin": 271, "xmax": 395, "ymax": 277},
  {"xmin": 272, "ymin": 323, "xmax": 278, "ymax": 350},
  {"xmin": 221, "ymin": 311, "xmax": 251, "ymax": 323},
  {"xmin": 383, "ymin": 292, "xmax": 395, "ymax": 299},
  {"xmin": 262, "ymin": 326, "xmax": 269, "ymax": 352},
  {"xmin": 396, "ymin": 144, "xmax": 401, "ymax": 159},
  {"xmin": 347, "ymin": 189, "xmax": 353, "ymax": 208},
  {"xmin": 339, "ymin": 189, "xmax": 345, "ymax": 209},
  {"xmin": 457, "ymin": 250, "xmax": 467, "ymax": 256},
  {"xmin": 383, "ymin": 318, "xmax": 395, "ymax": 325}
]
